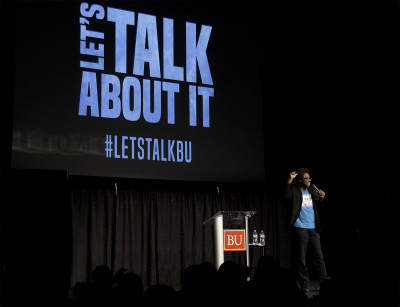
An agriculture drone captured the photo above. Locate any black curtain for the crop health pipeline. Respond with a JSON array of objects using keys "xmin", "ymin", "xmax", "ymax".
[
  {"xmin": 70, "ymin": 180, "xmax": 116, "ymax": 289},
  {"xmin": 69, "ymin": 178, "xmax": 290, "ymax": 290}
]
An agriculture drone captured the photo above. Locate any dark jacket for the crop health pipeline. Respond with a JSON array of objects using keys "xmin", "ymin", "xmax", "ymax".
[{"xmin": 283, "ymin": 183, "xmax": 325, "ymax": 232}]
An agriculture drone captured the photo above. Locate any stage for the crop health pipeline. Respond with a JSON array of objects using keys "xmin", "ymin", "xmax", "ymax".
[{"xmin": 1, "ymin": 1, "xmax": 399, "ymax": 306}]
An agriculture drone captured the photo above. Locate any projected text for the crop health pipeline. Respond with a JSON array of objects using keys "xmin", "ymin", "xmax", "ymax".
[
  {"xmin": 105, "ymin": 134, "xmax": 192, "ymax": 162},
  {"xmin": 78, "ymin": 3, "xmax": 214, "ymax": 128}
]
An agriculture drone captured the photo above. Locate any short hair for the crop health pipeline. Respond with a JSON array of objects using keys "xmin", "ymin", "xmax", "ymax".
[{"xmin": 297, "ymin": 167, "xmax": 310, "ymax": 179}]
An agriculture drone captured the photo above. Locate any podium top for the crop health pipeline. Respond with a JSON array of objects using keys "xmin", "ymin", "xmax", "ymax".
[{"xmin": 203, "ymin": 211, "xmax": 257, "ymax": 225}]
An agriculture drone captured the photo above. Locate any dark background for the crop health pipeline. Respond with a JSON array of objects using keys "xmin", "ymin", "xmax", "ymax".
[{"xmin": 1, "ymin": 0, "xmax": 399, "ymax": 306}]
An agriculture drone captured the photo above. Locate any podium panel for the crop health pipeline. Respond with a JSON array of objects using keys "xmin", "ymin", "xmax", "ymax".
[{"xmin": 204, "ymin": 211, "xmax": 256, "ymax": 270}]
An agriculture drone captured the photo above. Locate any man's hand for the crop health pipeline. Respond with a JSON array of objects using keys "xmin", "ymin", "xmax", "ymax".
[
  {"xmin": 318, "ymin": 190, "xmax": 326, "ymax": 199},
  {"xmin": 287, "ymin": 171, "xmax": 298, "ymax": 183}
]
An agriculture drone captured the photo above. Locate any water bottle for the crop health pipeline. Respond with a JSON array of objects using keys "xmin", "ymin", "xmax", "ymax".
[
  {"xmin": 260, "ymin": 230, "xmax": 265, "ymax": 246},
  {"xmin": 252, "ymin": 230, "xmax": 258, "ymax": 244}
]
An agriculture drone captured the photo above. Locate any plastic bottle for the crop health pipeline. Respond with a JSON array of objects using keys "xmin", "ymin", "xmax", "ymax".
[
  {"xmin": 252, "ymin": 230, "xmax": 258, "ymax": 244},
  {"xmin": 260, "ymin": 230, "xmax": 265, "ymax": 246}
]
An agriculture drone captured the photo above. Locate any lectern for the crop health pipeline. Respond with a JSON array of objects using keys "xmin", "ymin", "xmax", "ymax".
[{"xmin": 203, "ymin": 211, "xmax": 256, "ymax": 270}]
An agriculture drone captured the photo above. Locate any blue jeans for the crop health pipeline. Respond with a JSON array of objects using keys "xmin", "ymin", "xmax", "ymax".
[{"xmin": 292, "ymin": 227, "xmax": 328, "ymax": 288}]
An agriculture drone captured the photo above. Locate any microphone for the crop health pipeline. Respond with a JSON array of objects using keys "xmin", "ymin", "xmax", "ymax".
[{"xmin": 311, "ymin": 184, "xmax": 320, "ymax": 193}]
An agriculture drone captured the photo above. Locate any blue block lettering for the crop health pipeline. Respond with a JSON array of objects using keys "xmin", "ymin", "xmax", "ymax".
[
  {"xmin": 185, "ymin": 141, "xmax": 192, "ymax": 163},
  {"xmin": 122, "ymin": 76, "xmax": 141, "ymax": 121},
  {"xmin": 176, "ymin": 140, "xmax": 183, "ymax": 162},
  {"xmin": 137, "ymin": 137, "xmax": 144, "ymax": 160},
  {"xmin": 168, "ymin": 140, "xmax": 175, "ymax": 162},
  {"xmin": 80, "ymin": 3, "xmax": 105, "ymax": 19},
  {"xmin": 198, "ymin": 86, "xmax": 214, "ymax": 127},
  {"xmin": 101, "ymin": 73, "xmax": 121, "ymax": 118},
  {"xmin": 162, "ymin": 81, "xmax": 179, "ymax": 124},
  {"xmin": 114, "ymin": 135, "xmax": 121, "ymax": 158},
  {"xmin": 107, "ymin": 7, "xmax": 135, "ymax": 74},
  {"xmin": 186, "ymin": 22, "xmax": 213, "ymax": 85},
  {"xmin": 163, "ymin": 18, "xmax": 184, "ymax": 81},
  {"xmin": 143, "ymin": 79, "xmax": 161, "ymax": 123},
  {"xmin": 133, "ymin": 13, "xmax": 161, "ymax": 78},
  {"xmin": 153, "ymin": 138, "xmax": 160, "ymax": 161},
  {"xmin": 121, "ymin": 136, "xmax": 128, "ymax": 159},
  {"xmin": 189, "ymin": 85, "xmax": 197, "ymax": 126},
  {"xmin": 78, "ymin": 71, "xmax": 99, "ymax": 117}
]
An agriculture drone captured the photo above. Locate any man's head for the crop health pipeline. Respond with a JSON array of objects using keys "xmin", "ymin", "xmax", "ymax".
[{"xmin": 297, "ymin": 167, "xmax": 311, "ymax": 188}]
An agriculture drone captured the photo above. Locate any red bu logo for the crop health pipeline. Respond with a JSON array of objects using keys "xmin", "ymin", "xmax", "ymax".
[{"xmin": 224, "ymin": 229, "xmax": 246, "ymax": 251}]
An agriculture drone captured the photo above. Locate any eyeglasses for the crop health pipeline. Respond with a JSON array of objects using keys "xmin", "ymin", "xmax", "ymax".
[{"xmin": 301, "ymin": 177, "xmax": 311, "ymax": 180}]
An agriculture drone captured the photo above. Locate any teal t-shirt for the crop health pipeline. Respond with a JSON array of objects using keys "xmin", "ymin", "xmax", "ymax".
[{"xmin": 293, "ymin": 189, "xmax": 315, "ymax": 229}]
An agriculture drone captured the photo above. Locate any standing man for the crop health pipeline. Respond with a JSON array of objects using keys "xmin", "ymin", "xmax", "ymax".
[{"xmin": 284, "ymin": 168, "xmax": 328, "ymax": 293}]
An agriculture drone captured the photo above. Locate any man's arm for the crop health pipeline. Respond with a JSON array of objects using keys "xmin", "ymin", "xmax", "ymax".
[
  {"xmin": 313, "ymin": 188, "xmax": 326, "ymax": 206},
  {"xmin": 283, "ymin": 171, "xmax": 297, "ymax": 199},
  {"xmin": 318, "ymin": 190, "xmax": 326, "ymax": 202}
]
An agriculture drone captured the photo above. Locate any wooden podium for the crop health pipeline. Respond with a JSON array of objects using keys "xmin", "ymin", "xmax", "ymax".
[{"xmin": 204, "ymin": 211, "xmax": 256, "ymax": 270}]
